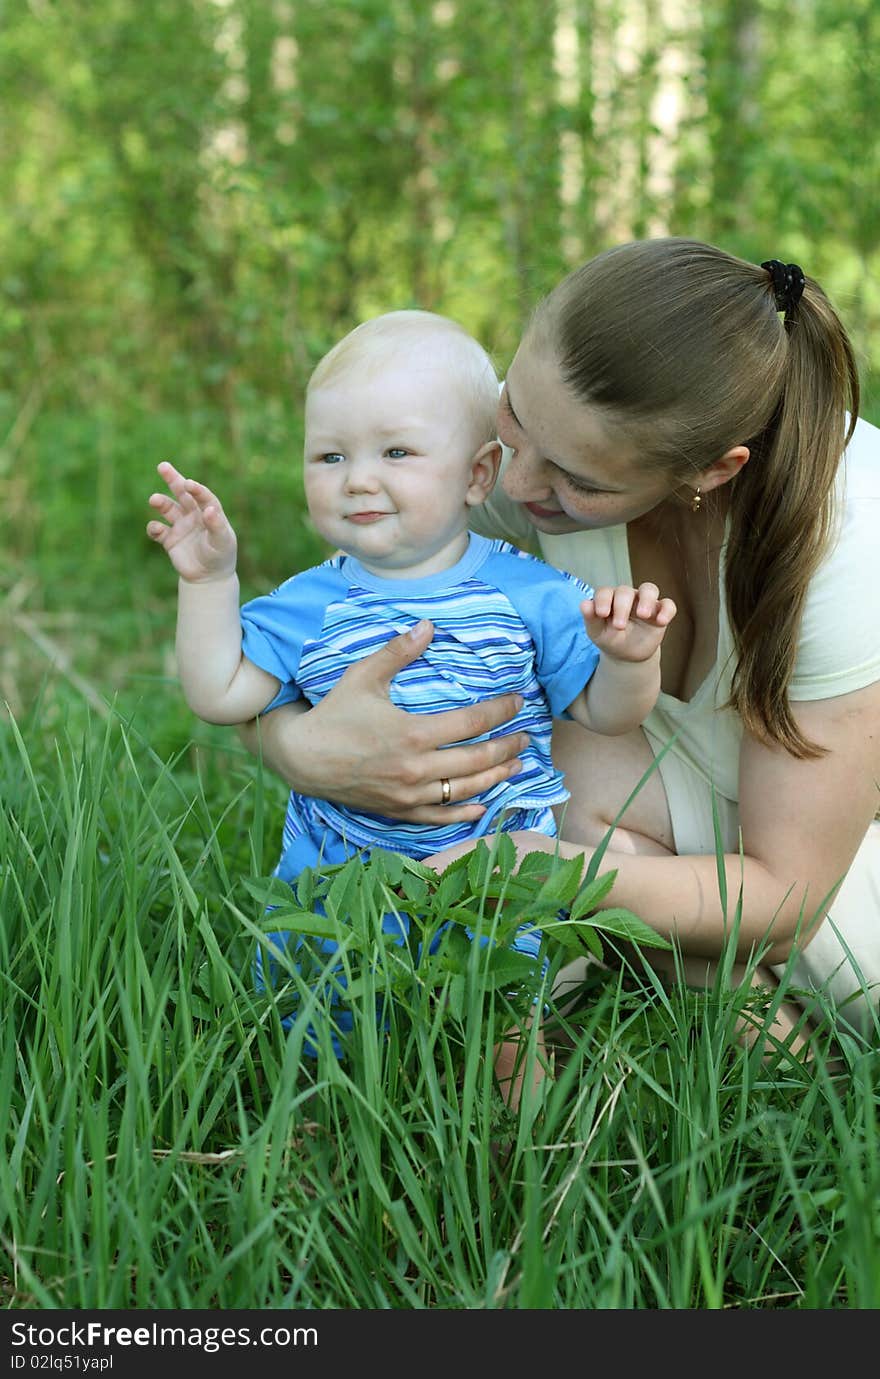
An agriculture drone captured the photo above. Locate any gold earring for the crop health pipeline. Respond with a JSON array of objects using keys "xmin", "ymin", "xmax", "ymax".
[{"xmin": 691, "ymin": 486, "xmax": 702, "ymax": 513}]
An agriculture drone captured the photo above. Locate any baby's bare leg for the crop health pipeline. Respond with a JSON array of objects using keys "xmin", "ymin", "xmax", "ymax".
[{"xmin": 494, "ymin": 1016, "xmax": 548, "ymax": 1111}]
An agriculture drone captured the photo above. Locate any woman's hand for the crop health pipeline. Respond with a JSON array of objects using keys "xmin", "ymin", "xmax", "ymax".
[
  {"xmin": 241, "ymin": 619, "xmax": 531, "ymax": 824},
  {"xmin": 147, "ymin": 462, "xmax": 238, "ymax": 584}
]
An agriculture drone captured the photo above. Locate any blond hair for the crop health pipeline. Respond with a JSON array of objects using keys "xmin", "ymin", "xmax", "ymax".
[
  {"xmin": 308, "ymin": 310, "xmax": 500, "ymax": 449},
  {"xmin": 533, "ymin": 238, "xmax": 859, "ymax": 758}
]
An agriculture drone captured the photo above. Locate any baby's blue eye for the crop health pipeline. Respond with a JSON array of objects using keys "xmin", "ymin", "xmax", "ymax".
[
  {"xmin": 386, "ymin": 448, "xmax": 408, "ymax": 459},
  {"xmin": 320, "ymin": 453, "xmax": 345, "ymax": 465}
]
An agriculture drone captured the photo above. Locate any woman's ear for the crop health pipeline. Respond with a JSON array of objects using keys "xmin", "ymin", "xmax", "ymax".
[
  {"xmin": 698, "ymin": 444, "xmax": 750, "ymax": 495},
  {"xmin": 465, "ymin": 440, "xmax": 502, "ymax": 506}
]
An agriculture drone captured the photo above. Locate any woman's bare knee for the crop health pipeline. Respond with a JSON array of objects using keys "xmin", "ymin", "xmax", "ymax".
[
  {"xmin": 556, "ymin": 807, "xmax": 674, "ymax": 856},
  {"xmin": 552, "ymin": 719, "xmax": 676, "ymax": 853}
]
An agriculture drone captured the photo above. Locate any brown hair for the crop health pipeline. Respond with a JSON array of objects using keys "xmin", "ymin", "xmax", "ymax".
[{"xmin": 533, "ymin": 238, "xmax": 860, "ymax": 757}]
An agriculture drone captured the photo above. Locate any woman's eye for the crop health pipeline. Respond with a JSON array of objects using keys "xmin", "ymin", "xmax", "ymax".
[
  {"xmin": 320, "ymin": 453, "xmax": 345, "ymax": 465},
  {"xmin": 555, "ymin": 465, "xmax": 603, "ymax": 496}
]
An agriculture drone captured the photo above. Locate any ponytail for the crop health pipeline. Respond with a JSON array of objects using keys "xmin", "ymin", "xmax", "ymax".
[{"xmin": 725, "ymin": 277, "xmax": 859, "ymax": 757}]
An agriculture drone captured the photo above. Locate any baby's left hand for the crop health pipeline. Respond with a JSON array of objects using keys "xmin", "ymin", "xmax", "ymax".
[{"xmin": 581, "ymin": 583, "xmax": 677, "ymax": 663}]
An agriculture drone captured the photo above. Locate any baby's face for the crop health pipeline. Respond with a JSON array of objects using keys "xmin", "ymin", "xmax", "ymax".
[{"xmin": 304, "ymin": 354, "xmax": 491, "ymax": 576}]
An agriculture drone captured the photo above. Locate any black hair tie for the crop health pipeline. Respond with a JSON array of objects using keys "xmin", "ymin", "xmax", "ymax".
[{"xmin": 761, "ymin": 259, "xmax": 806, "ymax": 316}]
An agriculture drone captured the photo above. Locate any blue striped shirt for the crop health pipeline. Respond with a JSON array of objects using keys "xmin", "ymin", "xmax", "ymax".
[{"xmin": 240, "ymin": 533, "xmax": 599, "ymax": 860}]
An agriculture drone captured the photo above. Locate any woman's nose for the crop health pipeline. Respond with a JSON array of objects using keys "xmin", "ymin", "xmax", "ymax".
[{"xmin": 500, "ymin": 444, "xmax": 553, "ymax": 501}]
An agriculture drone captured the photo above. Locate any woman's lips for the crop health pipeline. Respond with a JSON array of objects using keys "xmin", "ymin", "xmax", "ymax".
[{"xmin": 524, "ymin": 501, "xmax": 564, "ymax": 519}]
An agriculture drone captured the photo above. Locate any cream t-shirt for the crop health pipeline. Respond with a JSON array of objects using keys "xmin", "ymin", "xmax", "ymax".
[{"xmin": 472, "ymin": 416, "xmax": 880, "ymax": 804}]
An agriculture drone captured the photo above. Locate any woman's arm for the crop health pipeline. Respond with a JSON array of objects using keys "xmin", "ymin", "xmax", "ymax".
[
  {"xmin": 422, "ymin": 682, "xmax": 880, "ymax": 964},
  {"xmin": 236, "ymin": 619, "xmax": 532, "ymax": 824},
  {"xmin": 635, "ymin": 681, "xmax": 880, "ymax": 962},
  {"xmin": 730, "ymin": 681, "xmax": 880, "ymax": 959}
]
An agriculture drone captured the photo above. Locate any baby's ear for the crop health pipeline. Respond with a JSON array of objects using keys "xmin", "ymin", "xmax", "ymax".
[{"xmin": 465, "ymin": 440, "xmax": 502, "ymax": 506}]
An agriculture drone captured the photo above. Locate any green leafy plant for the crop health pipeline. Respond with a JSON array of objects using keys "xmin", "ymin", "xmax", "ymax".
[
  {"xmin": 2, "ymin": 706, "xmax": 878, "ymax": 1311},
  {"xmin": 241, "ymin": 836, "xmax": 672, "ymax": 1038}
]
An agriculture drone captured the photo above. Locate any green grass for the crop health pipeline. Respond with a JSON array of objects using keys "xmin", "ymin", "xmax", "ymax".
[{"xmin": 2, "ymin": 701, "xmax": 879, "ymax": 1310}]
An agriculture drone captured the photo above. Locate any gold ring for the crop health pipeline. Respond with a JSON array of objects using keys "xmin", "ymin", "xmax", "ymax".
[{"xmin": 440, "ymin": 778, "xmax": 451, "ymax": 806}]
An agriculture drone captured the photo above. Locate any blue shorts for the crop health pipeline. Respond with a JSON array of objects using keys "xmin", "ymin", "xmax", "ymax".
[{"xmin": 253, "ymin": 800, "xmax": 546, "ymax": 1055}]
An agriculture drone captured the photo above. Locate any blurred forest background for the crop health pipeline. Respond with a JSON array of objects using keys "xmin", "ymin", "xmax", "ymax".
[{"xmin": 1, "ymin": 0, "xmax": 878, "ymax": 741}]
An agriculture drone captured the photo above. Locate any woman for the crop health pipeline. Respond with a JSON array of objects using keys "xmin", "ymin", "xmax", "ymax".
[{"xmin": 239, "ymin": 238, "xmax": 880, "ymax": 1040}]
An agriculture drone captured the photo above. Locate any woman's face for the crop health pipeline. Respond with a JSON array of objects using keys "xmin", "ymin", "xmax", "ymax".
[{"xmin": 497, "ymin": 336, "xmax": 676, "ymax": 533}]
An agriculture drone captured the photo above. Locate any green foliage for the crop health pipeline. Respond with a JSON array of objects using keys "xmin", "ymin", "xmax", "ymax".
[
  {"xmin": 2, "ymin": 0, "xmax": 879, "ymax": 1314},
  {"xmin": 241, "ymin": 836, "xmax": 670, "ymax": 1033},
  {"xmin": 1, "ymin": 704, "xmax": 879, "ymax": 1310},
  {"xmin": 1, "ymin": 0, "xmax": 877, "ymax": 420},
  {"xmin": 1, "ymin": 2, "xmax": 877, "ymax": 725},
  {"xmin": 1, "ymin": 3, "xmax": 877, "ymax": 719}
]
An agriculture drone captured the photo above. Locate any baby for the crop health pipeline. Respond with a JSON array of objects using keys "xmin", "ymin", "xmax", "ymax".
[{"xmin": 147, "ymin": 310, "xmax": 676, "ymax": 1099}]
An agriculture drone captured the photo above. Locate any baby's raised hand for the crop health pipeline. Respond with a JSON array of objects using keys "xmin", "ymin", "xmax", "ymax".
[
  {"xmin": 146, "ymin": 462, "xmax": 238, "ymax": 583},
  {"xmin": 581, "ymin": 582, "xmax": 677, "ymax": 663}
]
